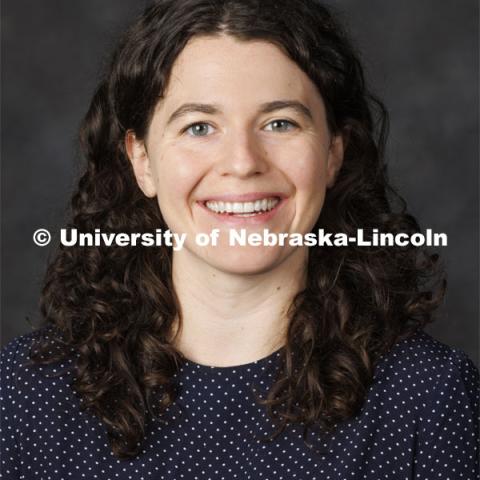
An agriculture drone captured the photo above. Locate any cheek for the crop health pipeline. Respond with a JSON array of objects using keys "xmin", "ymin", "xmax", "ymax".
[
  {"xmin": 272, "ymin": 143, "xmax": 329, "ymax": 229},
  {"xmin": 153, "ymin": 147, "xmax": 209, "ymax": 212},
  {"xmin": 294, "ymin": 160, "xmax": 325, "ymax": 191},
  {"xmin": 274, "ymin": 144, "xmax": 328, "ymax": 196},
  {"xmin": 291, "ymin": 159, "xmax": 328, "ymax": 223}
]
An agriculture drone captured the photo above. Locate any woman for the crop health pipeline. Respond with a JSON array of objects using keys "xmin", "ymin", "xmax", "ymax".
[{"xmin": 1, "ymin": 0, "xmax": 478, "ymax": 479}]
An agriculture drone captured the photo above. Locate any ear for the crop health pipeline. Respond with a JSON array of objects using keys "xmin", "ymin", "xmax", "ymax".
[
  {"xmin": 326, "ymin": 132, "xmax": 344, "ymax": 189},
  {"xmin": 125, "ymin": 130, "xmax": 157, "ymax": 198}
]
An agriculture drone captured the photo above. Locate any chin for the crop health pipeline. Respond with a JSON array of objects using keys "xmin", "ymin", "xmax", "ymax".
[{"xmin": 206, "ymin": 246, "xmax": 289, "ymax": 276}]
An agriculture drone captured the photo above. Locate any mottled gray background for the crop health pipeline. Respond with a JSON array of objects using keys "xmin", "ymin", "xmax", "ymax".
[{"xmin": 2, "ymin": 1, "xmax": 479, "ymax": 366}]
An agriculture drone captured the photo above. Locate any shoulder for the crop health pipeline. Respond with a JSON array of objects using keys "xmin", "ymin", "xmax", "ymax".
[
  {"xmin": 1, "ymin": 329, "xmax": 43, "ymax": 378},
  {"xmin": 371, "ymin": 331, "xmax": 480, "ymax": 476},
  {"xmin": 1, "ymin": 326, "xmax": 77, "ymax": 394},
  {"xmin": 374, "ymin": 328, "xmax": 478, "ymax": 382},
  {"xmin": 2, "ymin": 326, "xmax": 56, "ymax": 368},
  {"xmin": 372, "ymin": 328, "xmax": 479, "ymax": 414},
  {"xmin": 1, "ymin": 329, "xmax": 45, "ymax": 423}
]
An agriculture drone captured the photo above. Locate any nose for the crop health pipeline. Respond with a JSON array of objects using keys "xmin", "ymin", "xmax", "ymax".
[{"xmin": 215, "ymin": 130, "xmax": 269, "ymax": 178}]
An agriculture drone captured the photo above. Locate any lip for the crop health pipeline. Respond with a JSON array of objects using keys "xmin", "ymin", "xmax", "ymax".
[
  {"xmin": 198, "ymin": 192, "xmax": 288, "ymax": 202},
  {"xmin": 196, "ymin": 193, "xmax": 288, "ymax": 226}
]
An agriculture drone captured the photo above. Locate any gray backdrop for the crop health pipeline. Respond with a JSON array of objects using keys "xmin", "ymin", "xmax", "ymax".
[{"xmin": 2, "ymin": 1, "xmax": 479, "ymax": 366}]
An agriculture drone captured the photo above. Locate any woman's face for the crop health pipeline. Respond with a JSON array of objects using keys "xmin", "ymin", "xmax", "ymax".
[{"xmin": 127, "ymin": 35, "xmax": 343, "ymax": 275}]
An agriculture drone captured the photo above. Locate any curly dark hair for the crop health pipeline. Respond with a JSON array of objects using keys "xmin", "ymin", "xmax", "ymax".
[{"xmin": 26, "ymin": 0, "xmax": 445, "ymax": 459}]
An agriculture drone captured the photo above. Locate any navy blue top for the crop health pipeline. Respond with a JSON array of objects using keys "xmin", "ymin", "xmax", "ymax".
[{"xmin": 1, "ymin": 328, "xmax": 479, "ymax": 480}]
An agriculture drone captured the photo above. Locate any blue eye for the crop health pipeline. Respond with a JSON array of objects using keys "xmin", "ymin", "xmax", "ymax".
[
  {"xmin": 264, "ymin": 119, "xmax": 298, "ymax": 132},
  {"xmin": 185, "ymin": 123, "xmax": 214, "ymax": 137}
]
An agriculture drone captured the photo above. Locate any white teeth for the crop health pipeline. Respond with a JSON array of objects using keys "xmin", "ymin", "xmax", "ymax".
[
  {"xmin": 232, "ymin": 203, "xmax": 243, "ymax": 213},
  {"xmin": 244, "ymin": 202, "xmax": 255, "ymax": 212},
  {"xmin": 205, "ymin": 197, "xmax": 280, "ymax": 214}
]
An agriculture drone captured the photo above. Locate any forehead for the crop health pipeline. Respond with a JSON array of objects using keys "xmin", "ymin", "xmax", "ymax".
[{"xmin": 160, "ymin": 34, "xmax": 322, "ymax": 109}]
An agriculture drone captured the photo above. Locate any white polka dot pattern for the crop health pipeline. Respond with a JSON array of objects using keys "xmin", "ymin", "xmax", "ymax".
[{"xmin": 1, "ymin": 329, "xmax": 478, "ymax": 479}]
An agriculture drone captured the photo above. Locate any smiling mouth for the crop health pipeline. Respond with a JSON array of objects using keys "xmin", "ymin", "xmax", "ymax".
[{"xmin": 204, "ymin": 197, "xmax": 280, "ymax": 216}]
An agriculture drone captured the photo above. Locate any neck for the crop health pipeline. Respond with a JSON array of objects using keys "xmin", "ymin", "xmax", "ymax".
[{"xmin": 169, "ymin": 247, "xmax": 308, "ymax": 367}]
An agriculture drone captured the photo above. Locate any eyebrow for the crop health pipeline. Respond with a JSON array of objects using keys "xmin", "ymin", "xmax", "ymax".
[
  {"xmin": 167, "ymin": 103, "xmax": 220, "ymax": 125},
  {"xmin": 259, "ymin": 100, "xmax": 313, "ymax": 121},
  {"xmin": 166, "ymin": 100, "xmax": 313, "ymax": 125}
]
